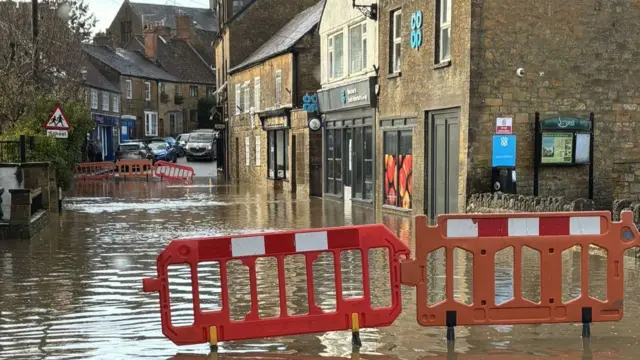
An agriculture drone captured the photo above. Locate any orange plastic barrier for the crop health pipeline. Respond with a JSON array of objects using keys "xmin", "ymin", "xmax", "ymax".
[
  {"xmin": 74, "ymin": 162, "xmax": 115, "ymax": 180},
  {"xmin": 401, "ymin": 211, "xmax": 639, "ymax": 339},
  {"xmin": 154, "ymin": 160, "xmax": 195, "ymax": 182},
  {"xmin": 114, "ymin": 159, "xmax": 154, "ymax": 179},
  {"xmin": 143, "ymin": 225, "xmax": 410, "ymax": 346}
]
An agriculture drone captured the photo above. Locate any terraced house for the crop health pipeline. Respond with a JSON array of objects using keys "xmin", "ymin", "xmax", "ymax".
[{"xmin": 86, "ymin": 18, "xmax": 215, "ymax": 139}]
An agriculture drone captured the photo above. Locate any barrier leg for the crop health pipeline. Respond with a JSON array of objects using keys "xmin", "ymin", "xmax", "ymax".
[
  {"xmin": 446, "ymin": 311, "xmax": 456, "ymax": 343},
  {"xmin": 209, "ymin": 325, "xmax": 218, "ymax": 351},
  {"xmin": 351, "ymin": 312, "xmax": 361, "ymax": 348},
  {"xmin": 582, "ymin": 307, "xmax": 592, "ymax": 338}
]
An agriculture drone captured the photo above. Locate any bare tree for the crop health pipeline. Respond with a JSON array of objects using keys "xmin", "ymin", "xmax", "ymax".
[{"xmin": 0, "ymin": 1, "xmax": 94, "ymax": 128}]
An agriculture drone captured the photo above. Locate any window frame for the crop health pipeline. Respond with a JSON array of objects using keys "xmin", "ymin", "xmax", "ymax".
[
  {"xmin": 235, "ymin": 84, "xmax": 241, "ymax": 115},
  {"xmin": 145, "ymin": 81, "xmax": 151, "ymax": 101},
  {"xmin": 255, "ymin": 135, "xmax": 261, "ymax": 166},
  {"xmin": 349, "ymin": 22, "xmax": 367, "ymax": 74},
  {"xmin": 254, "ymin": 77, "xmax": 261, "ymax": 112},
  {"xmin": 391, "ymin": 10, "xmax": 402, "ymax": 73},
  {"xmin": 328, "ymin": 31, "xmax": 344, "ymax": 79},
  {"xmin": 243, "ymin": 81, "xmax": 250, "ymax": 113},
  {"xmin": 437, "ymin": 0, "xmax": 452, "ymax": 63},
  {"xmin": 190, "ymin": 86, "xmax": 199, "ymax": 97},
  {"xmin": 267, "ymin": 129, "xmax": 288, "ymax": 180},
  {"xmin": 112, "ymin": 94, "xmax": 119, "ymax": 113},
  {"xmin": 275, "ymin": 70, "xmax": 282, "ymax": 106},
  {"xmin": 382, "ymin": 128, "xmax": 413, "ymax": 209},
  {"xmin": 244, "ymin": 136, "xmax": 250, "ymax": 166},
  {"xmin": 144, "ymin": 111, "xmax": 158, "ymax": 137},
  {"xmin": 90, "ymin": 89, "xmax": 98, "ymax": 109},
  {"xmin": 125, "ymin": 80, "xmax": 132, "ymax": 99},
  {"xmin": 102, "ymin": 92, "xmax": 110, "ymax": 111}
]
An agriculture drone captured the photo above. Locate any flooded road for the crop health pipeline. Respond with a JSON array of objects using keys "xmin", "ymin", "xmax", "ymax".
[{"xmin": 1, "ymin": 180, "xmax": 640, "ymax": 359}]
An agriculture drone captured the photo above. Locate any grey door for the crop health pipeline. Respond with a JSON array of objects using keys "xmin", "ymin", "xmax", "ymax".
[{"xmin": 426, "ymin": 109, "xmax": 460, "ymax": 222}]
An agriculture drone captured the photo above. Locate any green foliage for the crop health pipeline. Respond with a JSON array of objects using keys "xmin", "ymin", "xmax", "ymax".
[
  {"xmin": 0, "ymin": 99, "xmax": 94, "ymax": 190},
  {"xmin": 197, "ymin": 97, "xmax": 217, "ymax": 129}
]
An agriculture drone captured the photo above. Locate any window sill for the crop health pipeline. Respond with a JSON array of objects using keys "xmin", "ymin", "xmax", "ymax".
[
  {"xmin": 434, "ymin": 60, "xmax": 452, "ymax": 70},
  {"xmin": 387, "ymin": 72, "xmax": 402, "ymax": 79},
  {"xmin": 382, "ymin": 204, "xmax": 412, "ymax": 213}
]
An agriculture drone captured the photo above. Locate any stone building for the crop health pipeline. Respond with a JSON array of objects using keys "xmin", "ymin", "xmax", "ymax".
[
  {"xmin": 106, "ymin": 0, "xmax": 219, "ymax": 66},
  {"xmin": 316, "ymin": 0, "xmax": 380, "ymax": 207},
  {"xmin": 378, "ymin": 0, "xmax": 640, "ymax": 218},
  {"xmin": 84, "ymin": 62, "xmax": 121, "ymax": 161},
  {"xmin": 227, "ymin": 1, "xmax": 323, "ymax": 196},
  {"xmin": 213, "ymin": 0, "xmax": 323, "ymax": 181}
]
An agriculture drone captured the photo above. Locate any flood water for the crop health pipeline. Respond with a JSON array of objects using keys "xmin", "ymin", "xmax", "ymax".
[{"xmin": 1, "ymin": 180, "xmax": 640, "ymax": 359}]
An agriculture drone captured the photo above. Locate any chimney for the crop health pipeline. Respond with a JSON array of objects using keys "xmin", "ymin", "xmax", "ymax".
[
  {"xmin": 175, "ymin": 15, "xmax": 192, "ymax": 42},
  {"xmin": 93, "ymin": 31, "xmax": 116, "ymax": 48},
  {"xmin": 143, "ymin": 24, "xmax": 158, "ymax": 59}
]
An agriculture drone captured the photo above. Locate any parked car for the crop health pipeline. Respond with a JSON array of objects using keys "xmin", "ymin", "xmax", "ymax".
[
  {"xmin": 175, "ymin": 133, "xmax": 190, "ymax": 157},
  {"xmin": 186, "ymin": 131, "xmax": 216, "ymax": 162},
  {"xmin": 115, "ymin": 142, "xmax": 152, "ymax": 161},
  {"xmin": 148, "ymin": 141, "xmax": 178, "ymax": 163}
]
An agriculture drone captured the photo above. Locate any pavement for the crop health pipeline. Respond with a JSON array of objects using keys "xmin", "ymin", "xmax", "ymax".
[{"xmin": 177, "ymin": 156, "xmax": 218, "ymax": 178}]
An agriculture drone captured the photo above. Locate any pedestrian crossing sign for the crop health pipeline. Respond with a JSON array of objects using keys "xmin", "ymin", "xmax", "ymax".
[{"xmin": 43, "ymin": 103, "xmax": 71, "ymax": 131}]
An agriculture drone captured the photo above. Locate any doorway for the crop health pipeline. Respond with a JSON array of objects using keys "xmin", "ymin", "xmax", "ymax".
[
  {"xmin": 343, "ymin": 129, "xmax": 353, "ymax": 203},
  {"xmin": 425, "ymin": 109, "xmax": 460, "ymax": 223}
]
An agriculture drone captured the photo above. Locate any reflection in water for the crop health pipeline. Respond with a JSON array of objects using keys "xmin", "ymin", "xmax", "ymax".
[{"xmin": 0, "ymin": 181, "xmax": 639, "ymax": 359}]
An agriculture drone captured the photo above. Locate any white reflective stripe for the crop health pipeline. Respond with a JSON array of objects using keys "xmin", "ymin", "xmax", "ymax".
[
  {"xmin": 231, "ymin": 236, "xmax": 265, "ymax": 256},
  {"xmin": 508, "ymin": 218, "xmax": 539, "ymax": 236},
  {"xmin": 447, "ymin": 219, "xmax": 478, "ymax": 238},
  {"xmin": 570, "ymin": 217, "xmax": 600, "ymax": 235},
  {"xmin": 295, "ymin": 231, "xmax": 328, "ymax": 252}
]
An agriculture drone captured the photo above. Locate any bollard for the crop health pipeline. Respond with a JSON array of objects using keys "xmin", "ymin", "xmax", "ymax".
[{"xmin": 57, "ymin": 186, "xmax": 62, "ymax": 212}]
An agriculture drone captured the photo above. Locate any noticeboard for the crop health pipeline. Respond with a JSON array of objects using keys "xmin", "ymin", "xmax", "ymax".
[{"xmin": 540, "ymin": 132, "xmax": 573, "ymax": 164}]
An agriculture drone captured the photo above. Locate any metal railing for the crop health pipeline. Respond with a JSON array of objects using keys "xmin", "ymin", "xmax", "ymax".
[{"xmin": 0, "ymin": 135, "xmax": 33, "ymax": 163}]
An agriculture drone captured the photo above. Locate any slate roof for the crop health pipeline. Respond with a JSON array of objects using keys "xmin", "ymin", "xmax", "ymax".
[
  {"xmin": 83, "ymin": 44, "xmax": 178, "ymax": 82},
  {"xmin": 129, "ymin": 2, "xmax": 217, "ymax": 32},
  {"xmin": 229, "ymin": 0, "xmax": 324, "ymax": 73},
  {"xmin": 84, "ymin": 61, "xmax": 120, "ymax": 93},
  {"xmin": 127, "ymin": 36, "xmax": 215, "ymax": 85}
]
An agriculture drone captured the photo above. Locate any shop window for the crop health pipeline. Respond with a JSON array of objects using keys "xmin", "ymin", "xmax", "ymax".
[
  {"xmin": 383, "ymin": 130, "xmax": 413, "ymax": 209},
  {"xmin": 325, "ymin": 128, "xmax": 343, "ymax": 195},
  {"xmin": 267, "ymin": 130, "xmax": 288, "ymax": 180},
  {"xmin": 352, "ymin": 125, "xmax": 374, "ymax": 200}
]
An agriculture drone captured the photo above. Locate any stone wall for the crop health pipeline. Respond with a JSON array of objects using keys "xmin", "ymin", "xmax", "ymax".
[
  {"xmin": 466, "ymin": 192, "xmax": 595, "ymax": 214},
  {"xmin": 612, "ymin": 161, "xmax": 640, "ymax": 201}
]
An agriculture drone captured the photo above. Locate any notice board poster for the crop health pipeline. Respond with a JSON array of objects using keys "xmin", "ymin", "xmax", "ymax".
[{"xmin": 541, "ymin": 132, "xmax": 573, "ymax": 164}]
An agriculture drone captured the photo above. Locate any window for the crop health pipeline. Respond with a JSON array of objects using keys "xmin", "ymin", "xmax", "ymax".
[
  {"xmin": 325, "ymin": 128, "xmax": 342, "ymax": 195},
  {"xmin": 352, "ymin": 126, "xmax": 374, "ymax": 200},
  {"xmin": 102, "ymin": 92, "xmax": 109, "ymax": 111},
  {"xmin": 437, "ymin": 0, "xmax": 452, "ymax": 62},
  {"xmin": 125, "ymin": 80, "xmax": 132, "ymax": 99},
  {"xmin": 245, "ymin": 136, "xmax": 250, "ymax": 166},
  {"xmin": 189, "ymin": 109, "xmax": 198, "ymax": 123},
  {"xmin": 145, "ymin": 81, "xmax": 151, "ymax": 101},
  {"xmin": 275, "ymin": 70, "xmax": 282, "ymax": 105},
  {"xmin": 169, "ymin": 113, "xmax": 183, "ymax": 135},
  {"xmin": 255, "ymin": 135, "xmax": 261, "ymax": 166},
  {"xmin": 120, "ymin": 21, "xmax": 132, "ymax": 43},
  {"xmin": 160, "ymin": 82, "xmax": 166, "ymax": 93},
  {"xmin": 206, "ymin": 86, "xmax": 215, "ymax": 97},
  {"xmin": 328, "ymin": 32, "xmax": 344, "ymax": 79},
  {"xmin": 235, "ymin": 84, "xmax": 241, "ymax": 115},
  {"xmin": 391, "ymin": 10, "xmax": 402, "ymax": 73},
  {"xmin": 91, "ymin": 89, "xmax": 98, "ymax": 109},
  {"xmin": 190, "ymin": 86, "xmax": 198, "ymax": 97},
  {"xmin": 383, "ymin": 129, "xmax": 413, "ymax": 209},
  {"xmin": 243, "ymin": 81, "xmax": 250, "ymax": 113},
  {"xmin": 267, "ymin": 130, "xmax": 288, "ymax": 179},
  {"xmin": 175, "ymin": 85, "xmax": 181, "ymax": 96},
  {"xmin": 254, "ymin": 77, "xmax": 261, "ymax": 112},
  {"xmin": 112, "ymin": 94, "xmax": 119, "ymax": 113},
  {"xmin": 144, "ymin": 111, "xmax": 158, "ymax": 137},
  {"xmin": 349, "ymin": 22, "xmax": 367, "ymax": 74}
]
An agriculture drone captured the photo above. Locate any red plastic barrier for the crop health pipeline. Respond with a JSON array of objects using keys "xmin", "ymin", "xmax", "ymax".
[
  {"xmin": 154, "ymin": 161, "xmax": 195, "ymax": 182},
  {"xmin": 143, "ymin": 225, "xmax": 410, "ymax": 346},
  {"xmin": 74, "ymin": 162, "xmax": 115, "ymax": 180}
]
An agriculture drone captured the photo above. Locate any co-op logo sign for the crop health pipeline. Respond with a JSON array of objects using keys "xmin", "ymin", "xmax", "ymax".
[{"xmin": 410, "ymin": 10, "xmax": 423, "ymax": 50}]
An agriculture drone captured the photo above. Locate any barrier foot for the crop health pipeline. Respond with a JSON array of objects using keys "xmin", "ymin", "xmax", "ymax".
[
  {"xmin": 582, "ymin": 337, "xmax": 592, "ymax": 360},
  {"xmin": 581, "ymin": 307, "xmax": 592, "ymax": 339},
  {"xmin": 350, "ymin": 347, "xmax": 360, "ymax": 360},
  {"xmin": 208, "ymin": 350, "xmax": 218, "ymax": 360},
  {"xmin": 351, "ymin": 313, "xmax": 361, "ymax": 348},
  {"xmin": 447, "ymin": 341, "xmax": 457, "ymax": 360},
  {"xmin": 581, "ymin": 323, "xmax": 591, "ymax": 338},
  {"xmin": 446, "ymin": 326, "xmax": 455, "ymax": 342}
]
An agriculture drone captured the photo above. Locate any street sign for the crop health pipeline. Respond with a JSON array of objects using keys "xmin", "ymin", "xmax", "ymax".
[
  {"xmin": 43, "ymin": 104, "xmax": 71, "ymax": 138},
  {"xmin": 495, "ymin": 117, "xmax": 512, "ymax": 134}
]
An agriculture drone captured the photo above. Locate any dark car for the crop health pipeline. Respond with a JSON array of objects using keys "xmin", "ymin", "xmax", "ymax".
[
  {"xmin": 115, "ymin": 142, "xmax": 152, "ymax": 161},
  {"xmin": 148, "ymin": 141, "xmax": 177, "ymax": 163},
  {"xmin": 186, "ymin": 131, "xmax": 216, "ymax": 162}
]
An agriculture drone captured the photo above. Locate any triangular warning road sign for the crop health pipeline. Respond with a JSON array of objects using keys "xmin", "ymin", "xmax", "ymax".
[{"xmin": 43, "ymin": 104, "xmax": 71, "ymax": 130}]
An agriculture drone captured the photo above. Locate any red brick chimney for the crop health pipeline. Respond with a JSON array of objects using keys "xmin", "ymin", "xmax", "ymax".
[
  {"xmin": 143, "ymin": 23, "xmax": 158, "ymax": 58},
  {"xmin": 175, "ymin": 15, "xmax": 192, "ymax": 43}
]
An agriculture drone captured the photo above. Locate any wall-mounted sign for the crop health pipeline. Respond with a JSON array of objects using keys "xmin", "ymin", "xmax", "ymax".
[
  {"xmin": 214, "ymin": 123, "xmax": 226, "ymax": 130},
  {"xmin": 492, "ymin": 135, "xmax": 516, "ymax": 167},
  {"xmin": 410, "ymin": 11, "xmax": 423, "ymax": 49},
  {"xmin": 92, "ymin": 113, "xmax": 119, "ymax": 127},
  {"xmin": 308, "ymin": 117, "xmax": 322, "ymax": 131},
  {"xmin": 541, "ymin": 132, "xmax": 573, "ymax": 164},
  {"xmin": 302, "ymin": 93, "xmax": 318, "ymax": 112},
  {"xmin": 495, "ymin": 117, "xmax": 512, "ymax": 134},
  {"xmin": 262, "ymin": 116, "xmax": 289, "ymax": 130},
  {"xmin": 317, "ymin": 77, "xmax": 376, "ymax": 113}
]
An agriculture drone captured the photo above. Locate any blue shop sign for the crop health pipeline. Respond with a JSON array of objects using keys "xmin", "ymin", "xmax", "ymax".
[
  {"xmin": 92, "ymin": 113, "xmax": 119, "ymax": 127},
  {"xmin": 492, "ymin": 135, "xmax": 516, "ymax": 167}
]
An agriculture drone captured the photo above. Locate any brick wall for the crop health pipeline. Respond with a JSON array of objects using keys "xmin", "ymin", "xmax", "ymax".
[
  {"xmin": 377, "ymin": 0, "xmax": 472, "ymax": 214},
  {"xmin": 468, "ymin": 0, "xmax": 640, "ymax": 207}
]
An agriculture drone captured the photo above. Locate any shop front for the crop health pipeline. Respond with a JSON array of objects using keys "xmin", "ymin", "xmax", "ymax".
[
  {"xmin": 317, "ymin": 77, "xmax": 376, "ymax": 204},
  {"xmin": 260, "ymin": 109, "xmax": 290, "ymax": 181},
  {"xmin": 91, "ymin": 113, "xmax": 120, "ymax": 161}
]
